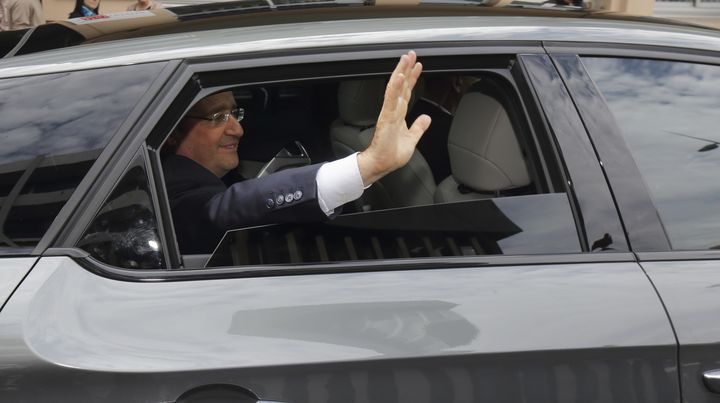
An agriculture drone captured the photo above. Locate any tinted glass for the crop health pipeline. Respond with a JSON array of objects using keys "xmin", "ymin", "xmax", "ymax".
[
  {"xmin": 583, "ymin": 57, "xmax": 720, "ymax": 250},
  {"xmin": 207, "ymin": 194, "xmax": 581, "ymax": 267},
  {"xmin": 77, "ymin": 151, "xmax": 164, "ymax": 269},
  {"xmin": 0, "ymin": 62, "xmax": 165, "ymax": 251}
]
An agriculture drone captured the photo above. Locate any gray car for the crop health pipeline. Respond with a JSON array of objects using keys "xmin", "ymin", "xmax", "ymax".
[{"xmin": 0, "ymin": 1, "xmax": 719, "ymax": 402}]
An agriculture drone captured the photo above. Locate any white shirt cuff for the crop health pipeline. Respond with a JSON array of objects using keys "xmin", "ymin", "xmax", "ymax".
[{"xmin": 316, "ymin": 152, "xmax": 365, "ymax": 216}]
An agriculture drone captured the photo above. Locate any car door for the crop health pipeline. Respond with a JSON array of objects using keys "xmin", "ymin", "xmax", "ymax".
[
  {"xmin": 0, "ymin": 48, "xmax": 678, "ymax": 403},
  {"xmin": 552, "ymin": 47, "xmax": 720, "ymax": 403}
]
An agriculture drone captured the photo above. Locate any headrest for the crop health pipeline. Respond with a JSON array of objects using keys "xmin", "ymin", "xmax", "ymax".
[
  {"xmin": 337, "ymin": 77, "xmax": 424, "ymax": 128},
  {"xmin": 447, "ymin": 90, "xmax": 530, "ymax": 192},
  {"xmin": 337, "ymin": 79, "xmax": 386, "ymax": 127}
]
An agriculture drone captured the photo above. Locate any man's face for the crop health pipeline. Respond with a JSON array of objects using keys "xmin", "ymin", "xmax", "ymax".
[
  {"xmin": 175, "ymin": 91, "xmax": 244, "ymax": 177},
  {"xmin": 84, "ymin": 0, "xmax": 100, "ymax": 8}
]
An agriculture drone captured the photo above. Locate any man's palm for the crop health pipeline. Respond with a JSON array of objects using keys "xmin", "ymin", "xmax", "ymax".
[{"xmin": 358, "ymin": 51, "xmax": 431, "ymax": 186}]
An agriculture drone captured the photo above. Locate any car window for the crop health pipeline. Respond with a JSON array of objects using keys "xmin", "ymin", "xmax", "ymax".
[
  {"xmin": 0, "ymin": 62, "xmax": 165, "ymax": 254},
  {"xmin": 583, "ymin": 57, "xmax": 720, "ymax": 250},
  {"xmin": 157, "ymin": 67, "xmax": 584, "ymax": 269},
  {"xmin": 77, "ymin": 150, "xmax": 164, "ymax": 269}
]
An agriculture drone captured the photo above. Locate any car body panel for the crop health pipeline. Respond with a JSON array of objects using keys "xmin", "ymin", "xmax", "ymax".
[
  {"xmin": 1, "ymin": 15, "xmax": 720, "ymax": 79},
  {"xmin": 641, "ymin": 261, "xmax": 720, "ymax": 402},
  {"xmin": 0, "ymin": 256, "xmax": 678, "ymax": 401}
]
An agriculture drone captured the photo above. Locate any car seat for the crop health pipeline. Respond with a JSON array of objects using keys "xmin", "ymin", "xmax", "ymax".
[{"xmin": 434, "ymin": 84, "xmax": 531, "ymax": 203}]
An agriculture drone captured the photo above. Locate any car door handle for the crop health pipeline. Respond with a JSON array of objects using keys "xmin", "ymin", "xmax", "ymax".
[{"xmin": 703, "ymin": 369, "xmax": 720, "ymax": 393}]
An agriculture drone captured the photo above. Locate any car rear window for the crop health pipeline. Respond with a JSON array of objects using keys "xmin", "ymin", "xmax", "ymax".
[{"xmin": 0, "ymin": 62, "xmax": 165, "ymax": 253}]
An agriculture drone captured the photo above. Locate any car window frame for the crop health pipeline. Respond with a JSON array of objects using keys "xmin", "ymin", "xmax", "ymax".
[
  {"xmin": 547, "ymin": 42, "xmax": 720, "ymax": 261},
  {"xmin": 51, "ymin": 43, "xmax": 636, "ymax": 281}
]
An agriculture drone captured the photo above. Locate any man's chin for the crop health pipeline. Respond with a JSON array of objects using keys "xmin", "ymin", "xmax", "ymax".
[{"xmin": 223, "ymin": 159, "xmax": 240, "ymax": 174}]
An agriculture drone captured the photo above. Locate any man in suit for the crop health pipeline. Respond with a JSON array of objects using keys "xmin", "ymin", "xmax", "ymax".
[{"xmin": 164, "ymin": 51, "xmax": 431, "ymax": 254}]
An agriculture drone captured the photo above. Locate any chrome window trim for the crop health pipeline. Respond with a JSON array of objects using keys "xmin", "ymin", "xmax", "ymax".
[
  {"xmin": 56, "ymin": 249, "xmax": 638, "ymax": 282},
  {"xmin": 637, "ymin": 251, "xmax": 720, "ymax": 261}
]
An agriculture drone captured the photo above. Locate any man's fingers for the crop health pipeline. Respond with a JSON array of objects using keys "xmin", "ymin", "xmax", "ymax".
[
  {"xmin": 390, "ymin": 53, "xmax": 409, "ymax": 84},
  {"xmin": 408, "ymin": 114, "xmax": 432, "ymax": 141},
  {"xmin": 403, "ymin": 61, "xmax": 423, "ymax": 102},
  {"xmin": 381, "ymin": 51, "xmax": 421, "ymax": 120},
  {"xmin": 382, "ymin": 72, "xmax": 405, "ymax": 116}
]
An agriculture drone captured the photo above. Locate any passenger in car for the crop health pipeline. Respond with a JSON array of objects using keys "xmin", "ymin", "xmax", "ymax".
[
  {"xmin": 163, "ymin": 51, "xmax": 431, "ymax": 254},
  {"xmin": 409, "ymin": 75, "xmax": 479, "ymax": 182}
]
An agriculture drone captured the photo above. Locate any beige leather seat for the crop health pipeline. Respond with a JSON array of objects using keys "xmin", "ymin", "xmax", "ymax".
[
  {"xmin": 434, "ymin": 89, "xmax": 530, "ymax": 203},
  {"xmin": 330, "ymin": 78, "xmax": 436, "ymax": 210}
]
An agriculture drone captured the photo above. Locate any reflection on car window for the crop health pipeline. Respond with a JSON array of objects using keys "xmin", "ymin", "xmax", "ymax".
[
  {"xmin": 207, "ymin": 194, "xmax": 581, "ymax": 267},
  {"xmin": 584, "ymin": 57, "xmax": 720, "ymax": 250},
  {"xmin": 77, "ymin": 151, "xmax": 164, "ymax": 269},
  {"xmin": 0, "ymin": 62, "xmax": 165, "ymax": 251}
]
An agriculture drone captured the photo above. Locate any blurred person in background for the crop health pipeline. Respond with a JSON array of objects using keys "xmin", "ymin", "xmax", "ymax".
[
  {"xmin": 69, "ymin": 0, "xmax": 99, "ymax": 18},
  {"xmin": 2, "ymin": 0, "xmax": 43, "ymax": 30},
  {"xmin": 0, "ymin": 1, "xmax": 5, "ymax": 31},
  {"xmin": 126, "ymin": 0, "xmax": 162, "ymax": 11}
]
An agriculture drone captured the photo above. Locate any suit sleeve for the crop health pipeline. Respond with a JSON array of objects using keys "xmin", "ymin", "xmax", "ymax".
[{"xmin": 205, "ymin": 163, "xmax": 327, "ymax": 231}]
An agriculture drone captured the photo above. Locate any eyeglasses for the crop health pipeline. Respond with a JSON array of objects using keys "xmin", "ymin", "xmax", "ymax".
[{"xmin": 186, "ymin": 107, "xmax": 244, "ymax": 126}]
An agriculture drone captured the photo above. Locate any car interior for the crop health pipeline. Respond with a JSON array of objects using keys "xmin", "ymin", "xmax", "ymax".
[{"xmin": 230, "ymin": 72, "xmax": 540, "ymax": 208}]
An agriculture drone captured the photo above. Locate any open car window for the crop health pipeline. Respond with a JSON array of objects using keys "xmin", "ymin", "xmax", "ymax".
[{"xmin": 178, "ymin": 67, "xmax": 582, "ymax": 268}]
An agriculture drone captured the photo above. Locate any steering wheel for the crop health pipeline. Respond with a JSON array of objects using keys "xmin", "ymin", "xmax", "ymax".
[{"xmin": 255, "ymin": 141, "xmax": 311, "ymax": 178}]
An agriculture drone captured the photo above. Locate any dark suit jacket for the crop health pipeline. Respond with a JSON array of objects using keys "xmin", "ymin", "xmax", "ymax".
[{"xmin": 163, "ymin": 155, "xmax": 327, "ymax": 254}]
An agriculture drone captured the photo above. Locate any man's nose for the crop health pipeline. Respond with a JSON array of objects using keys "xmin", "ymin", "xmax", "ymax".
[{"xmin": 225, "ymin": 116, "xmax": 244, "ymax": 138}]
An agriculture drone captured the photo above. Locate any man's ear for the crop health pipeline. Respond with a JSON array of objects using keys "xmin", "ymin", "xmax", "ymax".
[
  {"xmin": 451, "ymin": 76, "xmax": 464, "ymax": 94},
  {"xmin": 166, "ymin": 129, "xmax": 179, "ymax": 148},
  {"xmin": 164, "ymin": 125, "xmax": 187, "ymax": 154}
]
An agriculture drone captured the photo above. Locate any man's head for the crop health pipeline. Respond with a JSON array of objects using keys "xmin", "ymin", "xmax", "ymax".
[
  {"xmin": 169, "ymin": 91, "xmax": 244, "ymax": 177},
  {"xmin": 423, "ymin": 76, "xmax": 479, "ymax": 115}
]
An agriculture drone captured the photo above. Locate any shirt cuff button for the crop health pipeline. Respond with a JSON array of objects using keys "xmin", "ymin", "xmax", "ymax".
[
  {"xmin": 294, "ymin": 190, "xmax": 303, "ymax": 200},
  {"xmin": 276, "ymin": 194, "xmax": 284, "ymax": 206}
]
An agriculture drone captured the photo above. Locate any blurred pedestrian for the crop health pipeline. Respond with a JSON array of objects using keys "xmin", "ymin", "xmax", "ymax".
[
  {"xmin": 0, "ymin": 2, "xmax": 6, "ymax": 31},
  {"xmin": 3, "ymin": 0, "xmax": 43, "ymax": 30},
  {"xmin": 126, "ymin": 0, "xmax": 162, "ymax": 11},
  {"xmin": 69, "ymin": 0, "xmax": 99, "ymax": 18}
]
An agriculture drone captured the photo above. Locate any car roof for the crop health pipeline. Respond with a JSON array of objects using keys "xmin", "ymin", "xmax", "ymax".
[{"xmin": 1, "ymin": 1, "xmax": 719, "ymax": 79}]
